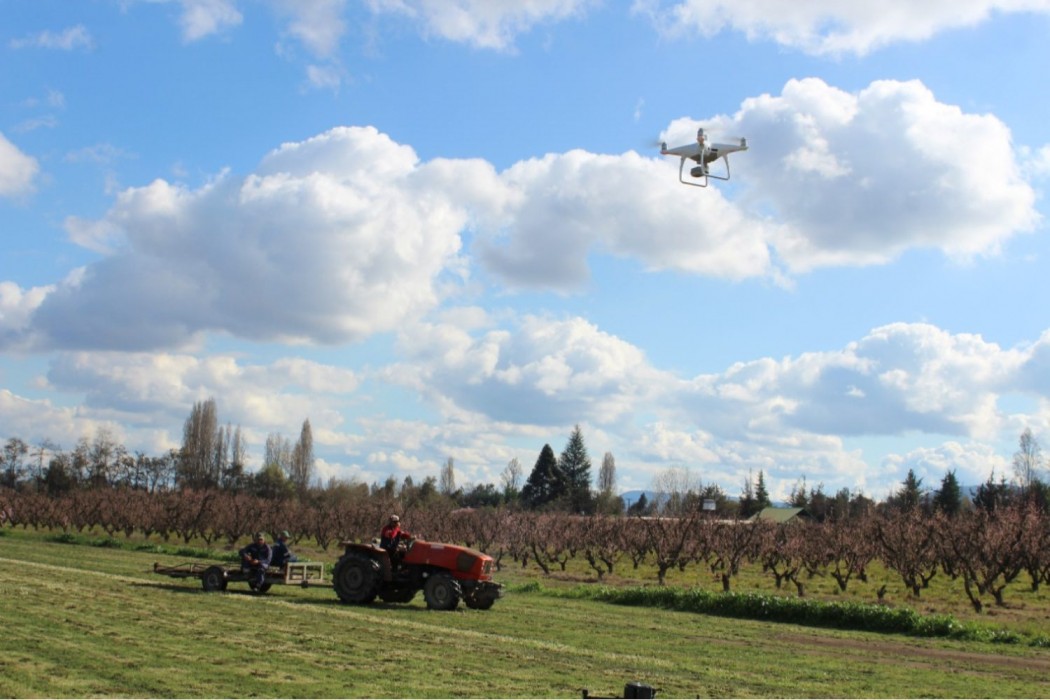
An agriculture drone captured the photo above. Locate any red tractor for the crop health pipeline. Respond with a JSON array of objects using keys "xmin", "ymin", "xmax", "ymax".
[{"xmin": 332, "ymin": 538, "xmax": 502, "ymax": 611}]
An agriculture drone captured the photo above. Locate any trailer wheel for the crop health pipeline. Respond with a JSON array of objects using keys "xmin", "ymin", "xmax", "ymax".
[
  {"xmin": 201, "ymin": 566, "xmax": 228, "ymax": 592},
  {"xmin": 423, "ymin": 573, "xmax": 461, "ymax": 611},
  {"xmin": 333, "ymin": 553, "xmax": 380, "ymax": 604},
  {"xmin": 253, "ymin": 581, "xmax": 272, "ymax": 594}
]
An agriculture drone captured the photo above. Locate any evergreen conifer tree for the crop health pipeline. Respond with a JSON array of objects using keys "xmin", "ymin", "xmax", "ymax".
[
  {"xmin": 559, "ymin": 425, "xmax": 594, "ymax": 514},
  {"xmin": 521, "ymin": 444, "xmax": 566, "ymax": 510}
]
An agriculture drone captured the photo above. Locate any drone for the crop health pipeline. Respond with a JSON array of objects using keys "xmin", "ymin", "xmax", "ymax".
[{"xmin": 660, "ymin": 128, "xmax": 748, "ymax": 187}]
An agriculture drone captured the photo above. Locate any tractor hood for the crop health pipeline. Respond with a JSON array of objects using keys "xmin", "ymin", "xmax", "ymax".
[{"xmin": 403, "ymin": 541, "xmax": 495, "ymax": 580}]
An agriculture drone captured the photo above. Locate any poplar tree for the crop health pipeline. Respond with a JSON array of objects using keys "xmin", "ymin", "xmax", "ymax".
[{"xmin": 289, "ymin": 419, "xmax": 314, "ymax": 493}]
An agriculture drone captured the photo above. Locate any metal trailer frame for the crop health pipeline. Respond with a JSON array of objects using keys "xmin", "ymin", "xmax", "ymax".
[{"xmin": 153, "ymin": 560, "xmax": 326, "ymax": 593}]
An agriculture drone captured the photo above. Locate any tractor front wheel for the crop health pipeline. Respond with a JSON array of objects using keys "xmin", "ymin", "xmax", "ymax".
[{"xmin": 423, "ymin": 573, "xmax": 462, "ymax": 611}]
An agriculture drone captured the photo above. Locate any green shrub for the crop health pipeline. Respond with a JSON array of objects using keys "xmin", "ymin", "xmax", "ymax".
[{"xmin": 546, "ymin": 585, "xmax": 1045, "ymax": 646}]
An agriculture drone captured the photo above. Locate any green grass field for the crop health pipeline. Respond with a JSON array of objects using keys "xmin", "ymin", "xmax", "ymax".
[{"xmin": 1, "ymin": 529, "xmax": 1048, "ymax": 698}]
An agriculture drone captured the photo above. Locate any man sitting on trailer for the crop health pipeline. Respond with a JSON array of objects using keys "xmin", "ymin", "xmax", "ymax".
[
  {"xmin": 271, "ymin": 530, "xmax": 298, "ymax": 570},
  {"xmin": 239, "ymin": 532, "xmax": 272, "ymax": 589}
]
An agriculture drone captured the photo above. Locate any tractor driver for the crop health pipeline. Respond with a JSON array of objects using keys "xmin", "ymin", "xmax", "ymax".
[
  {"xmin": 379, "ymin": 514, "xmax": 412, "ymax": 556},
  {"xmin": 239, "ymin": 531, "xmax": 272, "ymax": 589}
]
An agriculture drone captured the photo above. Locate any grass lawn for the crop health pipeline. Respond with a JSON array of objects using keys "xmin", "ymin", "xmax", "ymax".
[{"xmin": 1, "ymin": 528, "xmax": 1048, "ymax": 698}]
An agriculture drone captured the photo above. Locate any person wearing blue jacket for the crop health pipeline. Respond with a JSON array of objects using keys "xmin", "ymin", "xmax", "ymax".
[
  {"xmin": 271, "ymin": 530, "xmax": 298, "ymax": 569},
  {"xmin": 239, "ymin": 532, "xmax": 272, "ymax": 589}
]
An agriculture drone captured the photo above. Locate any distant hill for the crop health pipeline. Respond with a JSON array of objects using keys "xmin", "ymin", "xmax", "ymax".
[
  {"xmin": 619, "ymin": 489, "xmax": 745, "ymax": 509},
  {"xmin": 621, "ymin": 484, "xmax": 995, "ymax": 511},
  {"xmin": 619, "ymin": 490, "xmax": 655, "ymax": 509}
]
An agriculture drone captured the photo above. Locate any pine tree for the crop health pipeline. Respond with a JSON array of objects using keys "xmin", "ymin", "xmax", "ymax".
[
  {"xmin": 521, "ymin": 444, "xmax": 566, "ymax": 510},
  {"xmin": 974, "ymin": 470, "xmax": 1011, "ymax": 512},
  {"xmin": 559, "ymin": 425, "xmax": 594, "ymax": 514},
  {"xmin": 754, "ymin": 470, "xmax": 772, "ymax": 511},
  {"xmin": 894, "ymin": 469, "xmax": 924, "ymax": 512},
  {"xmin": 933, "ymin": 469, "xmax": 962, "ymax": 516}
]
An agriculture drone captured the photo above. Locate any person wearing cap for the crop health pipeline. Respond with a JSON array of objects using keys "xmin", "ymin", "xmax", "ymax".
[
  {"xmin": 238, "ymin": 531, "xmax": 272, "ymax": 589},
  {"xmin": 379, "ymin": 514, "xmax": 411, "ymax": 553},
  {"xmin": 271, "ymin": 530, "xmax": 298, "ymax": 569}
]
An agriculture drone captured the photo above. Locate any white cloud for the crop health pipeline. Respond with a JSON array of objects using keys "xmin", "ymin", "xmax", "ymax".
[
  {"xmin": 177, "ymin": 0, "xmax": 243, "ymax": 41},
  {"xmin": 882, "ymin": 441, "xmax": 1009, "ymax": 492},
  {"xmin": 721, "ymin": 78, "xmax": 1038, "ymax": 271},
  {"xmin": 9, "ymin": 25, "xmax": 94, "ymax": 51},
  {"xmin": 0, "ymin": 282, "xmax": 52, "ymax": 346},
  {"xmin": 272, "ymin": 0, "xmax": 347, "ymax": 57},
  {"xmin": 388, "ymin": 314, "xmax": 670, "ymax": 427},
  {"xmin": 476, "ymin": 78, "xmax": 1037, "ymax": 289},
  {"xmin": 366, "ymin": 0, "xmax": 596, "ymax": 50},
  {"xmin": 21, "ymin": 126, "xmax": 469, "ymax": 351},
  {"xmin": 305, "ymin": 63, "xmax": 343, "ymax": 90},
  {"xmin": 7, "ymin": 311, "xmax": 1050, "ymax": 494},
  {"xmin": 634, "ymin": 0, "xmax": 1050, "ymax": 55},
  {"xmin": 665, "ymin": 323, "xmax": 1030, "ymax": 448},
  {"xmin": 12, "ymin": 80, "xmax": 1039, "ymax": 352},
  {"xmin": 1020, "ymin": 144, "xmax": 1050, "ymax": 179},
  {"xmin": 473, "ymin": 150, "xmax": 776, "ymax": 288},
  {"xmin": 0, "ymin": 389, "xmax": 125, "ymax": 452},
  {"xmin": 43, "ymin": 350, "xmax": 357, "ymax": 433},
  {"xmin": 0, "ymin": 132, "xmax": 40, "ymax": 197}
]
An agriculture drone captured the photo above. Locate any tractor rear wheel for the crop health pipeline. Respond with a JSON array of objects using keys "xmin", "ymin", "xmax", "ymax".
[
  {"xmin": 423, "ymin": 573, "xmax": 462, "ymax": 611},
  {"xmin": 201, "ymin": 566, "xmax": 228, "ymax": 592},
  {"xmin": 333, "ymin": 553, "xmax": 380, "ymax": 604}
]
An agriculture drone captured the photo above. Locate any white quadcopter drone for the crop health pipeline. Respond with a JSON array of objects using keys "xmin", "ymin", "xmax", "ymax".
[{"xmin": 660, "ymin": 128, "xmax": 748, "ymax": 187}]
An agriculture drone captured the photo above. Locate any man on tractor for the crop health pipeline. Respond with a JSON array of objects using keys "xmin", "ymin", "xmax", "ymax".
[{"xmin": 379, "ymin": 515, "xmax": 412, "ymax": 565}]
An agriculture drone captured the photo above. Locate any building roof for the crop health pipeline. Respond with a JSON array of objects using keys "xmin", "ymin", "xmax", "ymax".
[{"xmin": 751, "ymin": 506, "xmax": 811, "ymax": 523}]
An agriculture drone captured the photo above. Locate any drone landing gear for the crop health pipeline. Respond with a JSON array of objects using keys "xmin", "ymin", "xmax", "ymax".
[{"xmin": 678, "ymin": 156, "xmax": 732, "ymax": 188}]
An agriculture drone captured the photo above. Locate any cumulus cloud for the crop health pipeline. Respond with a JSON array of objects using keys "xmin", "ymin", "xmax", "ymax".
[
  {"xmin": 473, "ymin": 150, "xmax": 776, "ymax": 288},
  {"xmin": 0, "ymin": 132, "xmax": 40, "ymax": 197},
  {"xmin": 366, "ymin": 0, "xmax": 596, "ymax": 50},
  {"xmin": 371, "ymin": 312, "xmax": 1050, "ymax": 493},
  {"xmin": 44, "ymin": 350, "xmax": 357, "ymax": 430},
  {"xmin": 11, "ymin": 79, "xmax": 1039, "ymax": 351},
  {"xmin": 477, "ymin": 78, "xmax": 1037, "ymax": 288},
  {"xmin": 21, "ymin": 127, "xmax": 469, "ymax": 351},
  {"xmin": 386, "ymin": 313, "xmax": 1044, "ymax": 451},
  {"xmin": 7, "ymin": 308, "xmax": 1050, "ymax": 492},
  {"xmin": 670, "ymin": 323, "xmax": 1031, "ymax": 448},
  {"xmin": 634, "ymin": 0, "xmax": 1050, "ymax": 55},
  {"xmin": 705, "ymin": 78, "xmax": 1037, "ymax": 271},
  {"xmin": 388, "ymin": 314, "xmax": 671, "ymax": 426}
]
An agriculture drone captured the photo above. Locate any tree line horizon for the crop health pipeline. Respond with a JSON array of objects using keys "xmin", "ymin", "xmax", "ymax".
[{"xmin": 2, "ymin": 398, "xmax": 1048, "ymax": 519}]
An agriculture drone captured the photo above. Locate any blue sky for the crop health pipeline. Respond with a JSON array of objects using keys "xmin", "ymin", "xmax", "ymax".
[{"xmin": 3, "ymin": 0, "xmax": 1050, "ymax": 500}]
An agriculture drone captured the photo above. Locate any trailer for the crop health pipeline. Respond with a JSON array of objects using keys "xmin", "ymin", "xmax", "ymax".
[{"xmin": 153, "ymin": 560, "xmax": 326, "ymax": 593}]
